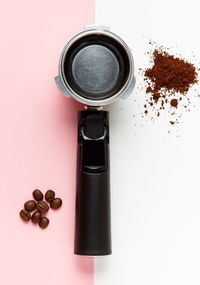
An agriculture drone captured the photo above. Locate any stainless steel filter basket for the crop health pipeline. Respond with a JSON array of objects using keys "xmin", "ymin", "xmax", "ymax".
[{"xmin": 55, "ymin": 25, "xmax": 135, "ymax": 107}]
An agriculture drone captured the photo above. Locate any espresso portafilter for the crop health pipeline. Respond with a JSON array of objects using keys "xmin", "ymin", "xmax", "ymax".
[{"xmin": 55, "ymin": 25, "xmax": 135, "ymax": 256}]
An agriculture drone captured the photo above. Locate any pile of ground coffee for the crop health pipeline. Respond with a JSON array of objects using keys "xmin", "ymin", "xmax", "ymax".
[
  {"xmin": 19, "ymin": 189, "xmax": 62, "ymax": 229},
  {"xmin": 143, "ymin": 48, "xmax": 198, "ymax": 125}
]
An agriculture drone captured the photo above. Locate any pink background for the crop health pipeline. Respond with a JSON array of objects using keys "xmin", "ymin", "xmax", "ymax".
[{"xmin": 0, "ymin": 1, "xmax": 94, "ymax": 284}]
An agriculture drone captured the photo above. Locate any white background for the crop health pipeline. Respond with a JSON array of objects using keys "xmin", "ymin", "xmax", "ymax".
[{"xmin": 95, "ymin": 0, "xmax": 200, "ymax": 284}]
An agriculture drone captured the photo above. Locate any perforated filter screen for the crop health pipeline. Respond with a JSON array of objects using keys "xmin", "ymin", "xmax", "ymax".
[
  {"xmin": 72, "ymin": 45, "xmax": 120, "ymax": 95},
  {"xmin": 63, "ymin": 34, "xmax": 130, "ymax": 101}
]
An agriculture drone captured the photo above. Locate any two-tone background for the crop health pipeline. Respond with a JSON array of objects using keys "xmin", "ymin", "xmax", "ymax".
[{"xmin": 1, "ymin": 0, "xmax": 200, "ymax": 284}]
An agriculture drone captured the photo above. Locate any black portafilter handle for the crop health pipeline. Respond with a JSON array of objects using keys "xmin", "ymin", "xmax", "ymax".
[{"xmin": 74, "ymin": 110, "xmax": 111, "ymax": 256}]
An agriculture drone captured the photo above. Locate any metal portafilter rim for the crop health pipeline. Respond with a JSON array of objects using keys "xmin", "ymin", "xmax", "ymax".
[{"xmin": 57, "ymin": 28, "xmax": 135, "ymax": 107}]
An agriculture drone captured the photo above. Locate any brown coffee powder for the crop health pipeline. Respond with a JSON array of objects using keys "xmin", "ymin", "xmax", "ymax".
[
  {"xmin": 143, "ymin": 48, "xmax": 198, "ymax": 125},
  {"xmin": 145, "ymin": 50, "xmax": 197, "ymax": 96},
  {"xmin": 170, "ymin": 99, "xmax": 178, "ymax": 108}
]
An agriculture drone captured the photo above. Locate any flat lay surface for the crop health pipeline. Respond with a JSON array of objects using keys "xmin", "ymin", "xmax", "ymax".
[{"xmin": 1, "ymin": 0, "xmax": 200, "ymax": 284}]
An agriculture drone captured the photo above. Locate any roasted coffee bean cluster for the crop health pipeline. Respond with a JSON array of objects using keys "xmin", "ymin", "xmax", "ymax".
[{"xmin": 19, "ymin": 189, "xmax": 62, "ymax": 229}]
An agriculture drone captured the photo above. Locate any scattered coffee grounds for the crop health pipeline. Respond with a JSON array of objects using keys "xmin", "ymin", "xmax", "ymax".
[
  {"xmin": 39, "ymin": 217, "xmax": 49, "ymax": 229},
  {"xmin": 20, "ymin": 209, "xmax": 31, "ymax": 221},
  {"xmin": 24, "ymin": 200, "xmax": 36, "ymax": 212},
  {"xmin": 31, "ymin": 211, "xmax": 42, "ymax": 224},
  {"xmin": 50, "ymin": 198, "xmax": 62, "ymax": 210},
  {"xmin": 45, "ymin": 190, "xmax": 55, "ymax": 203},
  {"xmin": 33, "ymin": 189, "xmax": 43, "ymax": 201},
  {"xmin": 170, "ymin": 99, "xmax": 178, "ymax": 108},
  {"xmin": 153, "ymin": 92, "xmax": 161, "ymax": 102},
  {"xmin": 142, "ymin": 46, "xmax": 198, "ymax": 125},
  {"xmin": 37, "ymin": 200, "xmax": 49, "ymax": 213},
  {"xmin": 19, "ymin": 189, "xmax": 62, "ymax": 229},
  {"xmin": 146, "ymin": 86, "xmax": 153, "ymax": 93}
]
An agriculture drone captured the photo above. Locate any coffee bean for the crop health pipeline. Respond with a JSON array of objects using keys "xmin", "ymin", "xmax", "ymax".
[
  {"xmin": 45, "ymin": 190, "xmax": 55, "ymax": 203},
  {"xmin": 31, "ymin": 211, "xmax": 42, "ymax": 224},
  {"xmin": 39, "ymin": 217, "xmax": 49, "ymax": 229},
  {"xmin": 37, "ymin": 201, "xmax": 49, "ymax": 213},
  {"xmin": 20, "ymin": 209, "xmax": 31, "ymax": 221},
  {"xmin": 24, "ymin": 200, "xmax": 37, "ymax": 212},
  {"xmin": 50, "ymin": 198, "xmax": 62, "ymax": 210},
  {"xmin": 32, "ymin": 189, "xmax": 43, "ymax": 201}
]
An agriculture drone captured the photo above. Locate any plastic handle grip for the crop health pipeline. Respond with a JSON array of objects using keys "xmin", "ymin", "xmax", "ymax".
[{"xmin": 74, "ymin": 110, "xmax": 112, "ymax": 256}]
